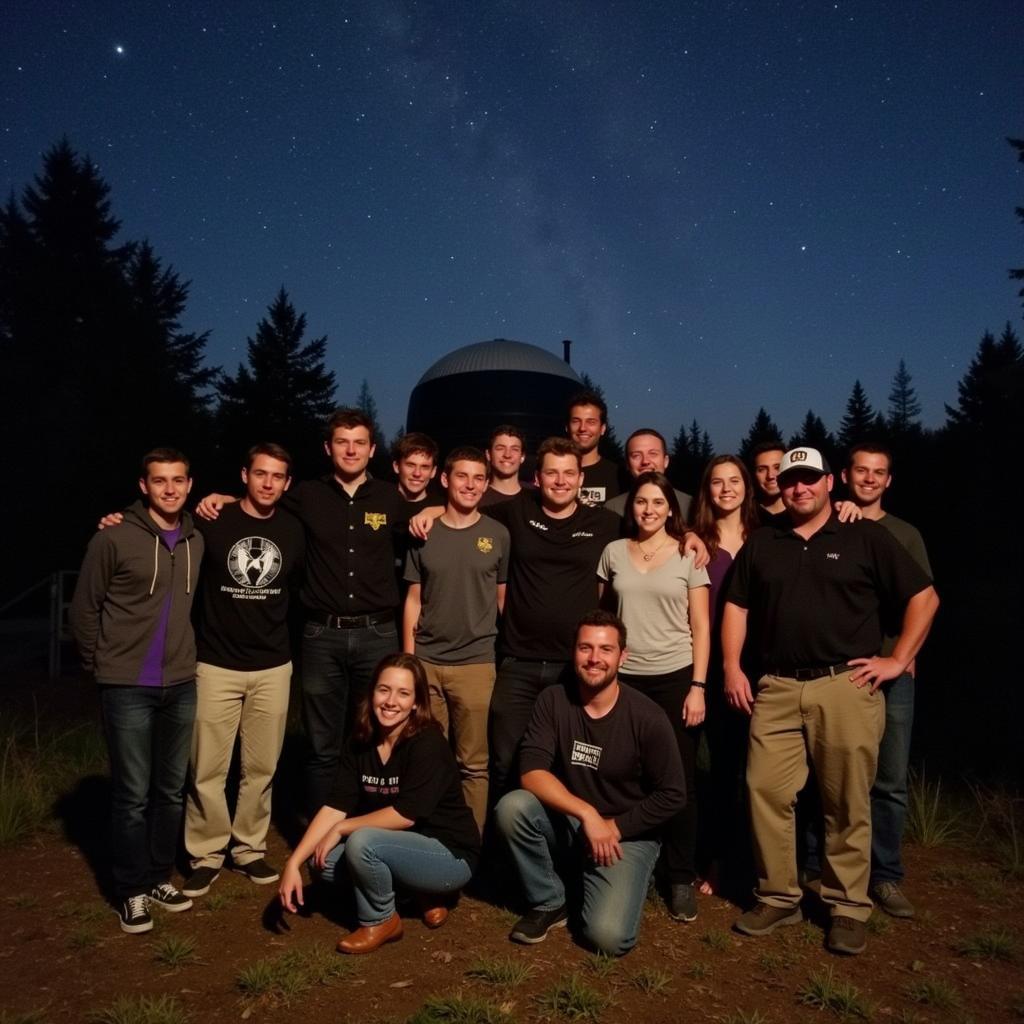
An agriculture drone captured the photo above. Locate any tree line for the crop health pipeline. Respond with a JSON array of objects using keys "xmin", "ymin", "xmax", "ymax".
[{"xmin": 2, "ymin": 139, "xmax": 1022, "ymax": 778}]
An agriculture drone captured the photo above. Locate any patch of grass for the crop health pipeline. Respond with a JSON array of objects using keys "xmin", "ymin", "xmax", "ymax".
[
  {"xmin": 59, "ymin": 900, "xmax": 108, "ymax": 923},
  {"xmin": 864, "ymin": 914, "xmax": 890, "ymax": 936},
  {"xmin": 891, "ymin": 1012, "xmax": 927, "ymax": 1024},
  {"xmin": 905, "ymin": 977, "xmax": 962, "ymax": 1010},
  {"xmin": 408, "ymin": 993, "xmax": 516, "ymax": 1024},
  {"xmin": 699, "ymin": 928, "xmax": 731, "ymax": 951},
  {"xmin": 968, "ymin": 783, "xmax": 1024, "ymax": 877},
  {"xmin": 535, "ymin": 973, "xmax": 608, "ymax": 1021},
  {"xmin": 794, "ymin": 921, "xmax": 821, "ymax": 946},
  {"xmin": 798, "ymin": 966, "xmax": 873, "ymax": 1020},
  {"xmin": 465, "ymin": 956, "xmax": 535, "ymax": 987},
  {"xmin": 688, "ymin": 960, "xmax": 711, "ymax": 979},
  {"xmin": 203, "ymin": 888, "xmax": 241, "ymax": 911},
  {"xmin": 68, "ymin": 924, "xmax": 99, "ymax": 950},
  {"xmin": 627, "ymin": 967, "xmax": 672, "ymax": 995},
  {"xmin": 7, "ymin": 893, "xmax": 40, "ymax": 910},
  {"xmin": 582, "ymin": 954, "xmax": 617, "ymax": 979},
  {"xmin": 0, "ymin": 1010, "xmax": 48, "ymax": 1024},
  {"xmin": 85, "ymin": 995, "xmax": 189, "ymax": 1024},
  {"xmin": 905, "ymin": 769, "xmax": 961, "ymax": 847},
  {"xmin": 237, "ymin": 943, "xmax": 355, "ymax": 1005},
  {"xmin": 721, "ymin": 1011, "xmax": 769, "ymax": 1024},
  {"xmin": 956, "ymin": 928, "xmax": 1017, "ymax": 961},
  {"xmin": 153, "ymin": 933, "xmax": 200, "ymax": 968},
  {"xmin": 757, "ymin": 950, "xmax": 794, "ymax": 971}
]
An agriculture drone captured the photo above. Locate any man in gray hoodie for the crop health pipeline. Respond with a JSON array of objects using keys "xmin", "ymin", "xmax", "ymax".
[{"xmin": 71, "ymin": 448, "xmax": 204, "ymax": 934}]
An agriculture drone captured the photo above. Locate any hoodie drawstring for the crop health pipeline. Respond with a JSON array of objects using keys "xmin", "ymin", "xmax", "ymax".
[
  {"xmin": 185, "ymin": 537, "xmax": 192, "ymax": 594},
  {"xmin": 148, "ymin": 535, "xmax": 159, "ymax": 595}
]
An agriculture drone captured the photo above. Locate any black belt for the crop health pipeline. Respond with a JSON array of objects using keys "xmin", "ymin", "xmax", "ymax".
[
  {"xmin": 317, "ymin": 611, "xmax": 394, "ymax": 629},
  {"xmin": 769, "ymin": 661, "xmax": 852, "ymax": 682}
]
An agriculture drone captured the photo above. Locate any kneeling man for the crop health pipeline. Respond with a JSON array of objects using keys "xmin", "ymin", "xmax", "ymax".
[{"xmin": 495, "ymin": 611, "xmax": 685, "ymax": 956}]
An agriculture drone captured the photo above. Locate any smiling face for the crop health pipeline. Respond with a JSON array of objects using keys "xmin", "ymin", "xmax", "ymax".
[
  {"xmin": 536, "ymin": 452, "xmax": 582, "ymax": 513},
  {"xmin": 779, "ymin": 468, "xmax": 833, "ymax": 523},
  {"xmin": 443, "ymin": 459, "xmax": 489, "ymax": 513},
  {"xmin": 372, "ymin": 666, "xmax": 418, "ymax": 737},
  {"xmin": 843, "ymin": 450, "xmax": 892, "ymax": 509},
  {"xmin": 487, "ymin": 433, "xmax": 525, "ymax": 482},
  {"xmin": 632, "ymin": 482, "xmax": 671, "ymax": 537},
  {"xmin": 568, "ymin": 404, "xmax": 606, "ymax": 456},
  {"xmin": 754, "ymin": 449, "xmax": 785, "ymax": 501},
  {"xmin": 709, "ymin": 460, "xmax": 746, "ymax": 515},
  {"xmin": 574, "ymin": 624, "xmax": 627, "ymax": 694},
  {"xmin": 626, "ymin": 433, "xmax": 669, "ymax": 478},
  {"xmin": 393, "ymin": 451, "xmax": 437, "ymax": 500},
  {"xmin": 242, "ymin": 454, "xmax": 291, "ymax": 513},
  {"xmin": 325, "ymin": 425, "xmax": 375, "ymax": 481},
  {"xmin": 139, "ymin": 461, "xmax": 192, "ymax": 522}
]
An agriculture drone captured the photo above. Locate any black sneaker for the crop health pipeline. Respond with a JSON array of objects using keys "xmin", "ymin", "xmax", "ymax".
[
  {"xmin": 236, "ymin": 858, "xmax": 280, "ymax": 885},
  {"xmin": 509, "ymin": 904, "xmax": 569, "ymax": 945},
  {"xmin": 116, "ymin": 894, "xmax": 153, "ymax": 934},
  {"xmin": 669, "ymin": 882, "xmax": 698, "ymax": 922},
  {"xmin": 182, "ymin": 866, "xmax": 221, "ymax": 897},
  {"xmin": 149, "ymin": 883, "xmax": 193, "ymax": 912}
]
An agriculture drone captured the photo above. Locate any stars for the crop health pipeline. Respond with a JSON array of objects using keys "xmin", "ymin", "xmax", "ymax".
[{"xmin": 114, "ymin": 44, "xmax": 126, "ymax": 57}]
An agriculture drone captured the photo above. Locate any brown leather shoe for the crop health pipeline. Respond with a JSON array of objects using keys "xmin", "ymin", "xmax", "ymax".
[
  {"xmin": 422, "ymin": 905, "xmax": 449, "ymax": 929},
  {"xmin": 336, "ymin": 912, "xmax": 403, "ymax": 954}
]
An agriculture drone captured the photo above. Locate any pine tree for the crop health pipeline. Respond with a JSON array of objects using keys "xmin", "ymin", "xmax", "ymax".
[
  {"xmin": 788, "ymin": 410, "xmax": 838, "ymax": 467},
  {"xmin": 667, "ymin": 419, "xmax": 712, "ymax": 494},
  {"xmin": 945, "ymin": 324, "xmax": 1024, "ymax": 438},
  {"xmin": 738, "ymin": 408, "xmax": 784, "ymax": 463},
  {"xmin": 1009, "ymin": 137, "xmax": 1024, "ymax": 307},
  {"xmin": 887, "ymin": 359, "xmax": 922, "ymax": 435},
  {"xmin": 216, "ymin": 288, "xmax": 336, "ymax": 481},
  {"xmin": 355, "ymin": 379, "xmax": 392, "ymax": 478},
  {"xmin": 837, "ymin": 381, "xmax": 877, "ymax": 451}
]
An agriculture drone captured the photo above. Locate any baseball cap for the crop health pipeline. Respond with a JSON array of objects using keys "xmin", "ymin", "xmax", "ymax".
[{"xmin": 778, "ymin": 446, "xmax": 831, "ymax": 478}]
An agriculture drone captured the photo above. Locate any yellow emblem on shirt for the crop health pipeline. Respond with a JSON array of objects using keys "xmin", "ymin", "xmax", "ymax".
[
  {"xmin": 364, "ymin": 512, "xmax": 387, "ymax": 531},
  {"xmin": 476, "ymin": 536, "xmax": 493, "ymax": 554}
]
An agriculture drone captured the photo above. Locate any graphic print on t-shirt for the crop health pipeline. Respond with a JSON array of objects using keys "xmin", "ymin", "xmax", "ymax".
[
  {"xmin": 579, "ymin": 486, "xmax": 606, "ymax": 507},
  {"xmin": 225, "ymin": 536, "xmax": 283, "ymax": 597},
  {"xmin": 571, "ymin": 739, "xmax": 602, "ymax": 770}
]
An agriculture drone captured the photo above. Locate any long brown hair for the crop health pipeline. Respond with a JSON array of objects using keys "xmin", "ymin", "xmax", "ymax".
[
  {"xmin": 623, "ymin": 471, "xmax": 686, "ymax": 542},
  {"xmin": 351, "ymin": 653, "xmax": 438, "ymax": 745},
  {"xmin": 691, "ymin": 456, "xmax": 760, "ymax": 560}
]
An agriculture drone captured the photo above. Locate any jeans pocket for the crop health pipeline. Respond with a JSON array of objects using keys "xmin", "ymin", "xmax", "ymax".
[
  {"xmin": 370, "ymin": 622, "xmax": 398, "ymax": 641},
  {"xmin": 303, "ymin": 621, "xmax": 326, "ymax": 640}
]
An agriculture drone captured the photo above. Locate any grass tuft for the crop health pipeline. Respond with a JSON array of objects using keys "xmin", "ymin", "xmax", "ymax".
[
  {"xmin": 627, "ymin": 967, "xmax": 672, "ymax": 995},
  {"xmin": 699, "ymin": 928, "xmax": 731, "ymax": 951},
  {"xmin": 85, "ymin": 995, "xmax": 189, "ymax": 1024},
  {"xmin": 905, "ymin": 769, "xmax": 961, "ymax": 847},
  {"xmin": 955, "ymin": 928, "xmax": 1017, "ymax": 961},
  {"xmin": 202, "ymin": 889, "xmax": 241, "ymax": 912},
  {"xmin": 408, "ymin": 993, "xmax": 516, "ymax": 1024},
  {"xmin": 465, "ymin": 956, "xmax": 535, "ymax": 987},
  {"xmin": 535, "ymin": 973, "xmax": 608, "ymax": 1021},
  {"xmin": 237, "ymin": 943, "xmax": 355, "ymax": 1004},
  {"xmin": 688, "ymin": 960, "xmax": 711, "ymax": 979},
  {"xmin": 864, "ymin": 914, "xmax": 890, "ymax": 936},
  {"xmin": 721, "ymin": 1011, "xmax": 770, "ymax": 1024},
  {"xmin": 968, "ymin": 783, "xmax": 1024, "ymax": 876},
  {"xmin": 798, "ymin": 965, "xmax": 873, "ymax": 1020},
  {"xmin": 68, "ymin": 924, "xmax": 99, "ymax": 950},
  {"xmin": 582, "ymin": 954, "xmax": 617, "ymax": 979},
  {"xmin": 153, "ymin": 933, "xmax": 200, "ymax": 968},
  {"xmin": 0, "ymin": 1011, "xmax": 49, "ymax": 1024},
  {"xmin": 905, "ymin": 977, "xmax": 962, "ymax": 1010}
]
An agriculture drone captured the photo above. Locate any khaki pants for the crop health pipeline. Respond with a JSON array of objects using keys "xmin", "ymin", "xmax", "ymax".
[
  {"xmin": 185, "ymin": 661, "xmax": 292, "ymax": 869},
  {"xmin": 422, "ymin": 661, "xmax": 495, "ymax": 834},
  {"xmin": 746, "ymin": 669, "xmax": 884, "ymax": 921}
]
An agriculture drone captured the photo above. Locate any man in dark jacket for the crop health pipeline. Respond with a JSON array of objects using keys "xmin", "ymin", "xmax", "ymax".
[{"xmin": 71, "ymin": 448, "xmax": 204, "ymax": 934}]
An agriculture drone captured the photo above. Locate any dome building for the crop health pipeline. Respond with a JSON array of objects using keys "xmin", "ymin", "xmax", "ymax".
[{"xmin": 406, "ymin": 338, "xmax": 583, "ymax": 459}]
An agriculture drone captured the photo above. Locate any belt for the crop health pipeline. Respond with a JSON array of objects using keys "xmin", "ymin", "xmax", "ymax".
[
  {"xmin": 769, "ymin": 661, "xmax": 851, "ymax": 682},
  {"xmin": 317, "ymin": 611, "xmax": 394, "ymax": 629}
]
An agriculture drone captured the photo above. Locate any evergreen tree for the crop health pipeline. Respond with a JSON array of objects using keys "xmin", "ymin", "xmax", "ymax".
[
  {"xmin": 216, "ymin": 288, "xmax": 336, "ymax": 482},
  {"xmin": 355, "ymin": 378, "xmax": 392, "ymax": 478},
  {"xmin": 738, "ymin": 408, "xmax": 783, "ymax": 463},
  {"xmin": 887, "ymin": 359, "xmax": 922, "ymax": 435},
  {"xmin": 836, "ymin": 380, "xmax": 877, "ymax": 451},
  {"xmin": 669, "ymin": 419, "xmax": 713, "ymax": 494},
  {"xmin": 577, "ymin": 372, "xmax": 624, "ymax": 463},
  {"xmin": 945, "ymin": 324, "xmax": 1024, "ymax": 438},
  {"xmin": 788, "ymin": 410, "xmax": 838, "ymax": 467},
  {"xmin": 1009, "ymin": 137, "xmax": 1024, "ymax": 308}
]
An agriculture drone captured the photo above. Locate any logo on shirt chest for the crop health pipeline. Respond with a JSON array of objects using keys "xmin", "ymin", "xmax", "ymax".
[
  {"xmin": 579, "ymin": 487, "xmax": 606, "ymax": 506},
  {"xmin": 227, "ymin": 536, "xmax": 283, "ymax": 588},
  {"xmin": 476, "ymin": 536, "xmax": 493, "ymax": 554},
  {"xmin": 826, "ymin": 552, "xmax": 840, "ymax": 561},
  {"xmin": 364, "ymin": 512, "xmax": 388, "ymax": 531},
  {"xmin": 571, "ymin": 739, "xmax": 602, "ymax": 770}
]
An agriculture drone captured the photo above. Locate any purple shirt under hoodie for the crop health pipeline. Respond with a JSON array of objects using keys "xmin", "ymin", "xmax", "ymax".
[{"xmin": 136, "ymin": 526, "xmax": 181, "ymax": 686}]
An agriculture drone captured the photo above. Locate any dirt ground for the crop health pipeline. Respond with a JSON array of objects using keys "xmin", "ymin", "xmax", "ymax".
[{"xmin": 0, "ymin": 673, "xmax": 1021, "ymax": 1023}]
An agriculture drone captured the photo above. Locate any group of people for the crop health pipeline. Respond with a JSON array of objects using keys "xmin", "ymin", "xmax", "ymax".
[{"xmin": 70, "ymin": 389, "xmax": 938, "ymax": 960}]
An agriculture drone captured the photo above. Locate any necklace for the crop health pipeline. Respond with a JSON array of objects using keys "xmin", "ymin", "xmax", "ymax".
[{"xmin": 635, "ymin": 535, "xmax": 669, "ymax": 562}]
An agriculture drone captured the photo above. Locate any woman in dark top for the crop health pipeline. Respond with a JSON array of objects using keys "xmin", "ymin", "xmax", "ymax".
[
  {"xmin": 279, "ymin": 653, "xmax": 479, "ymax": 954},
  {"xmin": 690, "ymin": 456, "xmax": 761, "ymax": 897}
]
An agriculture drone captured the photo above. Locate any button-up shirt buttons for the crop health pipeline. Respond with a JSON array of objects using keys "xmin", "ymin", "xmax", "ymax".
[
  {"xmin": 349, "ymin": 593, "xmax": 354, "ymax": 599},
  {"xmin": 349, "ymin": 548, "xmax": 354, "ymax": 553},
  {"xmin": 348, "ymin": 571, "xmax": 354, "ymax": 577}
]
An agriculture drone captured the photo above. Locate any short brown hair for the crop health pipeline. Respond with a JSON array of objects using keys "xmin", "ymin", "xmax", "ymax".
[
  {"xmin": 847, "ymin": 442, "xmax": 893, "ymax": 472},
  {"xmin": 536, "ymin": 436, "xmax": 582, "ymax": 470},
  {"xmin": 245, "ymin": 442, "xmax": 293, "ymax": 473},
  {"xmin": 392, "ymin": 432, "xmax": 439, "ymax": 464},
  {"xmin": 351, "ymin": 653, "xmax": 438, "ymax": 746},
  {"xmin": 567, "ymin": 390, "xmax": 608, "ymax": 424},
  {"xmin": 325, "ymin": 407, "xmax": 375, "ymax": 443},
  {"xmin": 141, "ymin": 448, "xmax": 190, "ymax": 477},
  {"xmin": 489, "ymin": 424, "xmax": 525, "ymax": 446},
  {"xmin": 443, "ymin": 445, "xmax": 489, "ymax": 478},
  {"xmin": 575, "ymin": 609, "xmax": 627, "ymax": 649}
]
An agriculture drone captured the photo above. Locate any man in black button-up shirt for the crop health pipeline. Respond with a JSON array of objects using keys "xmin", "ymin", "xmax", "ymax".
[{"xmin": 721, "ymin": 447, "xmax": 938, "ymax": 956}]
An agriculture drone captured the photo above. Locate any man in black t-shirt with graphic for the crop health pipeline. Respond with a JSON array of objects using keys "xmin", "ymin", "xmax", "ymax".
[
  {"xmin": 180, "ymin": 443, "xmax": 304, "ymax": 898},
  {"xmin": 567, "ymin": 390, "xmax": 623, "ymax": 507},
  {"xmin": 495, "ymin": 611, "xmax": 685, "ymax": 955}
]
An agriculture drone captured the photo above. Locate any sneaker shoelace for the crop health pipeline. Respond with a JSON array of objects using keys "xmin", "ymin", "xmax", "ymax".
[
  {"xmin": 152, "ymin": 884, "xmax": 178, "ymax": 900},
  {"xmin": 126, "ymin": 893, "xmax": 149, "ymax": 918}
]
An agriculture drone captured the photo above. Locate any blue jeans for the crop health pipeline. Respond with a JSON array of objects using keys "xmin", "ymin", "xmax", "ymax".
[
  {"xmin": 488, "ymin": 658, "xmax": 572, "ymax": 798},
  {"xmin": 99, "ymin": 681, "xmax": 196, "ymax": 899},
  {"xmin": 495, "ymin": 789, "xmax": 660, "ymax": 956},
  {"xmin": 318, "ymin": 828, "xmax": 473, "ymax": 926},
  {"xmin": 300, "ymin": 619, "xmax": 398, "ymax": 815},
  {"xmin": 871, "ymin": 672, "xmax": 914, "ymax": 884}
]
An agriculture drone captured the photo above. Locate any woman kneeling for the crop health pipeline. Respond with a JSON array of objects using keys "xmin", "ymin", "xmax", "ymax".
[{"xmin": 279, "ymin": 653, "xmax": 480, "ymax": 953}]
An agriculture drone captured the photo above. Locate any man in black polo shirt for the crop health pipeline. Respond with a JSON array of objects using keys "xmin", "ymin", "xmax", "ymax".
[
  {"xmin": 722, "ymin": 447, "xmax": 938, "ymax": 956},
  {"xmin": 182, "ymin": 444, "xmax": 304, "ymax": 897},
  {"xmin": 199, "ymin": 408, "xmax": 443, "ymax": 816}
]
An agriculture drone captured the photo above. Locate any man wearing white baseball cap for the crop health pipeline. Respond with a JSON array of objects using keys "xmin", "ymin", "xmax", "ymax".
[{"xmin": 721, "ymin": 447, "xmax": 938, "ymax": 955}]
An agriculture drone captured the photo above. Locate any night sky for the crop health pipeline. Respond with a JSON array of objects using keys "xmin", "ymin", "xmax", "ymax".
[{"xmin": 5, "ymin": 2, "xmax": 1021, "ymax": 450}]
